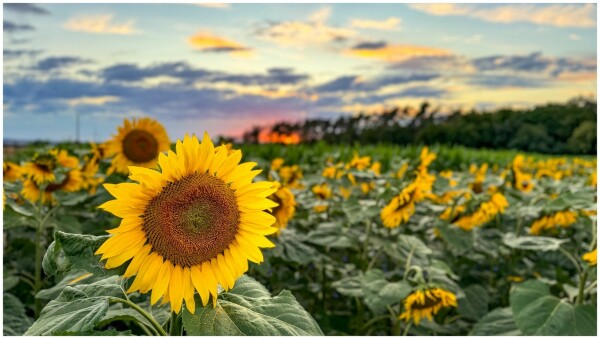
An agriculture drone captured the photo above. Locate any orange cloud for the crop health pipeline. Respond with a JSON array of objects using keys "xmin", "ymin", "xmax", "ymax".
[
  {"xmin": 187, "ymin": 32, "xmax": 251, "ymax": 55},
  {"xmin": 350, "ymin": 17, "xmax": 401, "ymax": 30},
  {"xmin": 63, "ymin": 14, "xmax": 138, "ymax": 35},
  {"xmin": 346, "ymin": 43, "xmax": 451, "ymax": 63}
]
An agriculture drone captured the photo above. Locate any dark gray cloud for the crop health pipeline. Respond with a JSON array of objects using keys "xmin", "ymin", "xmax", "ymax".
[
  {"xmin": 34, "ymin": 56, "xmax": 90, "ymax": 71},
  {"xmin": 98, "ymin": 62, "xmax": 309, "ymax": 85},
  {"xmin": 467, "ymin": 75, "xmax": 547, "ymax": 88},
  {"xmin": 4, "ymin": 3, "xmax": 50, "ymax": 15},
  {"xmin": 353, "ymin": 85, "xmax": 448, "ymax": 105},
  {"xmin": 196, "ymin": 46, "xmax": 250, "ymax": 53},
  {"xmin": 315, "ymin": 73, "xmax": 439, "ymax": 93},
  {"xmin": 4, "ymin": 20, "xmax": 34, "ymax": 32},
  {"xmin": 351, "ymin": 41, "xmax": 387, "ymax": 50},
  {"xmin": 4, "ymin": 49, "xmax": 42, "ymax": 58}
]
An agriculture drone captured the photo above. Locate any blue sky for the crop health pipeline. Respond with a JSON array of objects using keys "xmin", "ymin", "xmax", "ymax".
[{"xmin": 3, "ymin": 3, "xmax": 597, "ymax": 141}]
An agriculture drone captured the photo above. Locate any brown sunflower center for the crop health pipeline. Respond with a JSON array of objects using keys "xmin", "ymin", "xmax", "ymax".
[
  {"xmin": 46, "ymin": 172, "xmax": 74, "ymax": 192},
  {"xmin": 33, "ymin": 154, "xmax": 57, "ymax": 173},
  {"xmin": 412, "ymin": 292, "xmax": 442, "ymax": 310},
  {"xmin": 142, "ymin": 173, "xmax": 240, "ymax": 267},
  {"xmin": 122, "ymin": 129, "xmax": 159, "ymax": 163}
]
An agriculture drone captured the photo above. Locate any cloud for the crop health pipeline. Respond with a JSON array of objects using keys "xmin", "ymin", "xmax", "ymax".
[
  {"xmin": 472, "ymin": 52, "xmax": 596, "ymax": 77},
  {"xmin": 33, "ymin": 56, "xmax": 91, "ymax": 71},
  {"xmin": 346, "ymin": 41, "xmax": 451, "ymax": 62},
  {"xmin": 67, "ymin": 96, "xmax": 120, "ymax": 106},
  {"xmin": 256, "ymin": 7, "xmax": 356, "ymax": 47},
  {"xmin": 4, "ymin": 20, "xmax": 35, "ymax": 32},
  {"xmin": 569, "ymin": 34, "xmax": 582, "ymax": 41},
  {"xmin": 4, "ymin": 3, "xmax": 50, "ymax": 15},
  {"xmin": 187, "ymin": 32, "xmax": 250, "ymax": 53},
  {"xmin": 194, "ymin": 3, "xmax": 230, "ymax": 9},
  {"xmin": 409, "ymin": 3, "xmax": 596, "ymax": 28},
  {"xmin": 4, "ymin": 49, "xmax": 43, "ymax": 58},
  {"xmin": 64, "ymin": 14, "xmax": 138, "ymax": 35},
  {"xmin": 350, "ymin": 17, "xmax": 401, "ymax": 30},
  {"xmin": 315, "ymin": 73, "xmax": 439, "ymax": 93},
  {"xmin": 467, "ymin": 75, "xmax": 547, "ymax": 88}
]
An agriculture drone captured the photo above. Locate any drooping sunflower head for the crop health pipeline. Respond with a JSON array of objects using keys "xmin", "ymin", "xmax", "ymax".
[
  {"xmin": 3, "ymin": 162, "xmax": 23, "ymax": 182},
  {"xmin": 105, "ymin": 117, "xmax": 170, "ymax": 175},
  {"xmin": 399, "ymin": 287, "xmax": 457, "ymax": 325},
  {"xmin": 96, "ymin": 133, "xmax": 279, "ymax": 314},
  {"xmin": 349, "ymin": 153, "xmax": 371, "ymax": 170},
  {"xmin": 583, "ymin": 248, "xmax": 597, "ymax": 266},
  {"xmin": 380, "ymin": 184, "xmax": 417, "ymax": 228},
  {"xmin": 21, "ymin": 170, "xmax": 84, "ymax": 204},
  {"xmin": 22, "ymin": 153, "xmax": 58, "ymax": 184},
  {"xmin": 312, "ymin": 183, "xmax": 332, "ymax": 200}
]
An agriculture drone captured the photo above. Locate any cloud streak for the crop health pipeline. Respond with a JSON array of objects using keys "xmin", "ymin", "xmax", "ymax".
[
  {"xmin": 350, "ymin": 17, "xmax": 401, "ymax": 30},
  {"xmin": 4, "ymin": 3, "xmax": 50, "ymax": 15},
  {"xmin": 409, "ymin": 3, "xmax": 596, "ymax": 28},
  {"xmin": 64, "ymin": 14, "xmax": 138, "ymax": 34},
  {"xmin": 347, "ymin": 41, "xmax": 451, "ymax": 62},
  {"xmin": 187, "ymin": 32, "xmax": 251, "ymax": 54}
]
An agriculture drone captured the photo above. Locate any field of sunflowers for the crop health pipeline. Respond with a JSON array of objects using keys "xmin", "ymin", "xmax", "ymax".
[{"xmin": 3, "ymin": 117, "xmax": 597, "ymax": 336}]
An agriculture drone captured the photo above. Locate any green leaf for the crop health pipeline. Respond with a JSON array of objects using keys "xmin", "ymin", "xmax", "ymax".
[
  {"xmin": 436, "ymin": 223, "xmax": 473, "ymax": 254},
  {"xmin": 331, "ymin": 276, "xmax": 363, "ymax": 298},
  {"xmin": 5, "ymin": 200, "xmax": 35, "ymax": 217},
  {"xmin": 36, "ymin": 270, "xmax": 93, "ymax": 301},
  {"xmin": 307, "ymin": 222, "xmax": 358, "ymax": 249},
  {"xmin": 544, "ymin": 190, "xmax": 595, "ymax": 213},
  {"xmin": 503, "ymin": 233, "xmax": 567, "ymax": 251},
  {"xmin": 341, "ymin": 198, "xmax": 379, "ymax": 224},
  {"xmin": 574, "ymin": 305, "xmax": 597, "ymax": 336},
  {"xmin": 274, "ymin": 231, "xmax": 320, "ymax": 265},
  {"xmin": 97, "ymin": 308, "xmax": 153, "ymax": 331},
  {"xmin": 3, "ymin": 275, "xmax": 19, "ymax": 292},
  {"xmin": 25, "ymin": 276, "xmax": 124, "ymax": 336},
  {"xmin": 3, "ymin": 293, "xmax": 34, "ymax": 336},
  {"xmin": 510, "ymin": 280, "xmax": 550, "ymax": 316},
  {"xmin": 182, "ymin": 275, "xmax": 323, "ymax": 336},
  {"xmin": 384, "ymin": 234, "xmax": 432, "ymax": 266},
  {"xmin": 458, "ymin": 285, "xmax": 489, "ymax": 321},
  {"xmin": 470, "ymin": 307, "xmax": 521, "ymax": 336},
  {"xmin": 43, "ymin": 231, "xmax": 120, "ymax": 277}
]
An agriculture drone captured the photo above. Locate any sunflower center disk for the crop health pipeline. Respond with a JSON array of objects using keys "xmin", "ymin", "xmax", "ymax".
[
  {"xmin": 122, "ymin": 129, "xmax": 159, "ymax": 163},
  {"xmin": 143, "ymin": 173, "xmax": 240, "ymax": 267},
  {"xmin": 413, "ymin": 294, "xmax": 441, "ymax": 310}
]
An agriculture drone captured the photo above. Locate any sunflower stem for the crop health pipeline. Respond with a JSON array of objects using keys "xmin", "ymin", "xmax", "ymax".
[
  {"xmin": 109, "ymin": 297, "xmax": 167, "ymax": 336},
  {"xmin": 401, "ymin": 322, "xmax": 412, "ymax": 336},
  {"xmin": 361, "ymin": 220, "xmax": 372, "ymax": 270},
  {"xmin": 169, "ymin": 311, "xmax": 182, "ymax": 336},
  {"xmin": 576, "ymin": 267, "xmax": 589, "ymax": 305}
]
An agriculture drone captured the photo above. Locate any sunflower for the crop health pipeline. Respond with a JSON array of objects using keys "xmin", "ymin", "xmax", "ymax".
[
  {"xmin": 3, "ymin": 162, "xmax": 23, "ymax": 182},
  {"xmin": 21, "ymin": 170, "xmax": 84, "ymax": 204},
  {"xmin": 105, "ymin": 117, "xmax": 170, "ymax": 175},
  {"xmin": 370, "ymin": 161, "xmax": 381, "ymax": 176},
  {"xmin": 80, "ymin": 157, "xmax": 104, "ymax": 195},
  {"xmin": 22, "ymin": 154, "xmax": 58, "ymax": 184},
  {"xmin": 270, "ymin": 184, "xmax": 296, "ymax": 234},
  {"xmin": 380, "ymin": 184, "xmax": 417, "ymax": 228},
  {"xmin": 399, "ymin": 287, "xmax": 457, "ymax": 325},
  {"xmin": 349, "ymin": 153, "xmax": 371, "ymax": 170},
  {"xmin": 453, "ymin": 193, "xmax": 508, "ymax": 231},
  {"xmin": 529, "ymin": 210, "xmax": 578, "ymax": 235},
  {"xmin": 312, "ymin": 183, "xmax": 332, "ymax": 200},
  {"xmin": 582, "ymin": 248, "xmax": 597, "ymax": 266},
  {"xmin": 95, "ymin": 133, "xmax": 279, "ymax": 314}
]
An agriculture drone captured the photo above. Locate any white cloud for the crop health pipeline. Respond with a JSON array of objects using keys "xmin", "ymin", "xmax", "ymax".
[
  {"xmin": 350, "ymin": 17, "xmax": 401, "ymax": 31},
  {"xmin": 410, "ymin": 3, "xmax": 596, "ymax": 28},
  {"xmin": 194, "ymin": 3, "xmax": 230, "ymax": 9}
]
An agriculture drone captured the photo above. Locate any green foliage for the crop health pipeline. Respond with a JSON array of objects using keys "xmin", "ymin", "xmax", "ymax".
[{"xmin": 182, "ymin": 275, "xmax": 323, "ymax": 336}]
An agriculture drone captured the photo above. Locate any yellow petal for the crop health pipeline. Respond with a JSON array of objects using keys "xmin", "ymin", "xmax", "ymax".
[
  {"xmin": 190, "ymin": 265, "xmax": 210, "ymax": 307},
  {"xmin": 169, "ymin": 265, "xmax": 184, "ymax": 314},
  {"xmin": 151, "ymin": 261, "xmax": 172, "ymax": 305},
  {"xmin": 183, "ymin": 268, "xmax": 196, "ymax": 313}
]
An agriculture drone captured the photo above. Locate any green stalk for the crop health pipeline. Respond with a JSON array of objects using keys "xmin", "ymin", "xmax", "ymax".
[
  {"xmin": 402, "ymin": 322, "xmax": 412, "ymax": 336},
  {"xmin": 169, "ymin": 312, "xmax": 182, "ymax": 336},
  {"xmin": 361, "ymin": 220, "xmax": 373, "ymax": 270},
  {"xmin": 34, "ymin": 219, "xmax": 43, "ymax": 318},
  {"xmin": 577, "ymin": 267, "xmax": 590, "ymax": 305},
  {"xmin": 109, "ymin": 297, "xmax": 167, "ymax": 336}
]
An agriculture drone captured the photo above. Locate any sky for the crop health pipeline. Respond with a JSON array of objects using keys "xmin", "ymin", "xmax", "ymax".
[{"xmin": 3, "ymin": 3, "xmax": 597, "ymax": 142}]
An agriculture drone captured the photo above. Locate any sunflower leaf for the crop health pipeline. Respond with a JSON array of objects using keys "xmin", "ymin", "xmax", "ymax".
[
  {"xmin": 470, "ymin": 307, "xmax": 521, "ymax": 336},
  {"xmin": 182, "ymin": 275, "xmax": 323, "ymax": 336},
  {"xmin": 3, "ymin": 293, "xmax": 34, "ymax": 336},
  {"xmin": 503, "ymin": 233, "xmax": 567, "ymax": 251}
]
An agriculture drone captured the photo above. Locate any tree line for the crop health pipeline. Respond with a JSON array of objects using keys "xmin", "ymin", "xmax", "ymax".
[{"xmin": 241, "ymin": 97, "xmax": 597, "ymax": 155}]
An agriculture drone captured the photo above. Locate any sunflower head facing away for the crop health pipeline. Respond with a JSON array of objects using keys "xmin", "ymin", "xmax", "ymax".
[
  {"xmin": 21, "ymin": 170, "xmax": 84, "ymax": 204},
  {"xmin": 270, "ymin": 184, "xmax": 296, "ymax": 234},
  {"xmin": 96, "ymin": 133, "xmax": 279, "ymax": 314},
  {"xmin": 105, "ymin": 117, "xmax": 170, "ymax": 175},
  {"xmin": 399, "ymin": 287, "xmax": 457, "ymax": 325},
  {"xmin": 3, "ymin": 162, "xmax": 23, "ymax": 182}
]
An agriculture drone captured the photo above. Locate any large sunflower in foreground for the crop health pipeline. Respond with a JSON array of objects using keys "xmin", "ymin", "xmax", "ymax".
[
  {"xmin": 96, "ymin": 133, "xmax": 279, "ymax": 314},
  {"xmin": 105, "ymin": 118, "xmax": 170, "ymax": 175}
]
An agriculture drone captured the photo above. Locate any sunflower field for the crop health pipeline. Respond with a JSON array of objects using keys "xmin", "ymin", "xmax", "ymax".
[{"xmin": 3, "ymin": 118, "xmax": 597, "ymax": 336}]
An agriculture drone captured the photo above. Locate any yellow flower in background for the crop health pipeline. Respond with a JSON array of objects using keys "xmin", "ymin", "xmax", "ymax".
[
  {"xmin": 322, "ymin": 164, "xmax": 344, "ymax": 179},
  {"xmin": 349, "ymin": 153, "xmax": 371, "ymax": 170},
  {"xmin": 3, "ymin": 162, "xmax": 22, "ymax": 182},
  {"xmin": 312, "ymin": 183, "xmax": 332, "ymax": 200},
  {"xmin": 270, "ymin": 184, "xmax": 296, "ymax": 234},
  {"xmin": 80, "ymin": 158, "xmax": 104, "ymax": 195},
  {"xmin": 469, "ymin": 163, "xmax": 488, "ymax": 193},
  {"xmin": 270, "ymin": 158, "xmax": 285, "ymax": 171},
  {"xmin": 104, "ymin": 117, "xmax": 171, "ymax": 175},
  {"xmin": 440, "ymin": 170, "xmax": 457, "ymax": 187},
  {"xmin": 50, "ymin": 149, "xmax": 80, "ymax": 169},
  {"xmin": 419, "ymin": 147, "xmax": 436, "ymax": 171},
  {"xmin": 361, "ymin": 181, "xmax": 375, "ymax": 194},
  {"xmin": 339, "ymin": 186, "xmax": 352, "ymax": 200},
  {"xmin": 582, "ymin": 248, "xmax": 597, "ymax": 266},
  {"xmin": 21, "ymin": 170, "xmax": 84, "ymax": 204},
  {"xmin": 370, "ymin": 161, "xmax": 381, "ymax": 176},
  {"xmin": 530, "ymin": 210, "xmax": 578, "ymax": 235},
  {"xmin": 514, "ymin": 170, "xmax": 534, "ymax": 193},
  {"xmin": 440, "ymin": 204, "xmax": 466, "ymax": 222},
  {"xmin": 395, "ymin": 163, "xmax": 409, "ymax": 179},
  {"xmin": 399, "ymin": 287, "xmax": 457, "ymax": 325},
  {"xmin": 278, "ymin": 165, "xmax": 303, "ymax": 188},
  {"xmin": 381, "ymin": 184, "xmax": 417, "ymax": 228},
  {"xmin": 22, "ymin": 153, "xmax": 58, "ymax": 184},
  {"xmin": 314, "ymin": 204, "xmax": 329, "ymax": 213},
  {"xmin": 507, "ymin": 276, "xmax": 524, "ymax": 283},
  {"xmin": 454, "ymin": 193, "xmax": 508, "ymax": 231},
  {"xmin": 589, "ymin": 172, "xmax": 597, "ymax": 187},
  {"xmin": 535, "ymin": 168, "xmax": 562, "ymax": 181},
  {"xmin": 96, "ymin": 133, "xmax": 279, "ymax": 314}
]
